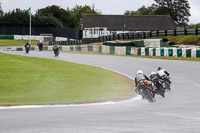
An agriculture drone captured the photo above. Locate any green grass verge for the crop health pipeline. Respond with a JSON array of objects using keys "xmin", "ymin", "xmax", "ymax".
[
  {"xmin": 127, "ymin": 55, "xmax": 200, "ymax": 61},
  {"xmin": 150, "ymin": 35, "xmax": 200, "ymax": 45},
  {"xmin": 0, "ymin": 39, "xmax": 38, "ymax": 46},
  {"xmin": 0, "ymin": 53, "xmax": 134, "ymax": 106},
  {"xmin": 116, "ymin": 35, "xmax": 200, "ymax": 45},
  {"xmin": 166, "ymin": 35, "xmax": 200, "ymax": 45}
]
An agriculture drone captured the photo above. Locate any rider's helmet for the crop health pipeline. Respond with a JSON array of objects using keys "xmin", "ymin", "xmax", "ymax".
[
  {"xmin": 158, "ymin": 67, "xmax": 162, "ymax": 71},
  {"xmin": 26, "ymin": 42, "xmax": 30, "ymax": 45},
  {"xmin": 151, "ymin": 71, "xmax": 156, "ymax": 75},
  {"xmin": 137, "ymin": 70, "xmax": 143, "ymax": 75}
]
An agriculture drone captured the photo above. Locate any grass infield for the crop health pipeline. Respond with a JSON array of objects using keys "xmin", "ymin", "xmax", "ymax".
[
  {"xmin": 0, "ymin": 39, "xmax": 38, "ymax": 46},
  {"xmin": 0, "ymin": 53, "xmax": 135, "ymax": 106}
]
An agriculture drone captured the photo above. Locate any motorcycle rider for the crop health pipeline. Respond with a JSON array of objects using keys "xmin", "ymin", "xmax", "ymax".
[
  {"xmin": 150, "ymin": 71, "xmax": 166, "ymax": 97},
  {"xmin": 24, "ymin": 42, "xmax": 31, "ymax": 53},
  {"xmin": 135, "ymin": 70, "xmax": 149, "ymax": 96},
  {"xmin": 157, "ymin": 67, "xmax": 171, "ymax": 83},
  {"xmin": 25, "ymin": 42, "xmax": 31, "ymax": 47},
  {"xmin": 150, "ymin": 71, "xmax": 157, "ymax": 80},
  {"xmin": 53, "ymin": 44, "xmax": 59, "ymax": 57},
  {"xmin": 37, "ymin": 40, "xmax": 43, "ymax": 51},
  {"xmin": 150, "ymin": 71, "xmax": 166, "ymax": 87}
]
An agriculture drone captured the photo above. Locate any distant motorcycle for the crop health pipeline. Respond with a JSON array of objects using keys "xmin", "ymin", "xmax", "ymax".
[
  {"xmin": 150, "ymin": 76, "xmax": 166, "ymax": 97},
  {"xmin": 24, "ymin": 42, "xmax": 31, "ymax": 53},
  {"xmin": 37, "ymin": 41, "xmax": 43, "ymax": 51},
  {"xmin": 136, "ymin": 80, "xmax": 156, "ymax": 103},
  {"xmin": 53, "ymin": 45, "xmax": 59, "ymax": 57},
  {"xmin": 157, "ymin": 68, "xmax": 171, "ymax": 91}
]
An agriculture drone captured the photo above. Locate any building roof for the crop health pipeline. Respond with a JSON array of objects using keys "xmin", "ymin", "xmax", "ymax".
[{"xmin": 82, "ymin": 15, "xmax": 178, "ymax": 31}]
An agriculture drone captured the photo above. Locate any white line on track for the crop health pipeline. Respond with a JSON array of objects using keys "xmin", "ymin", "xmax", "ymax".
[{"xmin": 0, "ymin": 96, "xmax": 141, "ymax": 109}]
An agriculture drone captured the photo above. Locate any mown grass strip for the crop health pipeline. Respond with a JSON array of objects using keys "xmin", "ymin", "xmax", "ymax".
[
  {"xmin": 150, "ymin": 35, "xmax": 200, "ymax": 45},
  {"xmin": 0, "ymin": 53, "xmax": 134, "ymax": 106},
  {"xmin": 0, "ymin": 39, "xmax": 38, "ymax": 46}
]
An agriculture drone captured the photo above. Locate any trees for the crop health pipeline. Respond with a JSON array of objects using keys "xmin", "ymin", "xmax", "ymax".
[
  {"xmin": 0, "ymin": 4, "xmax": 101, "ymax": 29},
  {"xmin": 36, "ymin": 5, "xmax": 73, "ymax": 28},
  {"xmin": 125, "ymin": 5, "xmax": 154, "ymax": 15},
  {"xmin": 188, "ymin": 23, "xmax": 200, "ymax": 28},
  {"xmin": 34, "ymin": 15, "xmax": 63, "ymax": 27},
  {"xmin": 124, "ymin": 0, "xmax": 191, "ymax": 27},
  {"xmin": 35, "ymin": 5, "xmax": 101, "ymax": 29},
  {"xmin": 2, "ymin": 9, "xmax": 29, "ymax": 24},
  {"xmin": 36, "ymin": 5, "xmax": 101, "ymax": 29},
  {"xmin": 0, "ymin": 3, "xmax": 4, "ymax": 20},
  {"xmin": 152, "ymin": 0, "xmax": 191, "ymax": 26},
  {"xmin": 70, "ymin": 5, "xmax": 101, "ymax": 29},
  {"xmin": 0, "ymin": 7, "xmax": 64, "ymax": 27}
]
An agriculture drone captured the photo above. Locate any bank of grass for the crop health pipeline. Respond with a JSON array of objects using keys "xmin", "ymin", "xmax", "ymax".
[
  {"xmin": 166, "ymin": 35, "xmax": 200, "ymax": 45},
  {"xmin": 0, "ymin": 53, "xmax": 134, "ymax": 106},
  {"xmin": 151, "ymin": 35, "xmax": 200, "ymax": 45},
  {"xmin": 0, "ymin": 39, "xmax": 38, "ymax": 46}
]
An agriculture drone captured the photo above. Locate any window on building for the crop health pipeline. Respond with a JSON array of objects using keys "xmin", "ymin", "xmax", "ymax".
[{"xmin": 112, "ymin": 31, "xmax": 117, "ymax": 35}]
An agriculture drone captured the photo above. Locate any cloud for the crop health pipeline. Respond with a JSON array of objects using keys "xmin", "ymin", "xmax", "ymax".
[{"xmin": 189, "ymin": 0, "xmax": 200, "ymax": 24}]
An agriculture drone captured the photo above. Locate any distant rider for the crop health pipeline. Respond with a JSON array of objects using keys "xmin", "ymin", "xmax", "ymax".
[
  {"xmin": 149, "ymin": 71, "xmax": 157, "ymax": 80},
  {"xmin": 25, "ymin": 42, "xmax": 31, "ymax": 48},
  {"xmin": 37, "ymin": 40, "xmax": 43, "ymax": 51},
  {"xmin": 150, "ymin": 71, "xmax": 165, "ymax": 90},
  {"xmin": 53, "ymin": 44, "xmax": 59, "ymax": 57},
  {"xmin": 135, "ymin": 70, "xmax": 149, "ymax": 96},
  {"xmin": 24, "ymin": 42, "xmax": 31, "ymax": 53},
  {"xmin": 157, "ymin": 67, "xmax": 171, "ymax": 83}
]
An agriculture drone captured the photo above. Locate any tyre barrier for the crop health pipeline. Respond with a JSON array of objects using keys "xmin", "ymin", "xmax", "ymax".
[
  {"xmin": 10, "ymin": 45, "xmax": 103, "ymax": 53},
  {"xmin": 104, "ymin": 46, "xmax": 200, "ymax": 57},
  {"xmin": 10, "ymin": 45, "xmax": 200, "ymax": 58}
]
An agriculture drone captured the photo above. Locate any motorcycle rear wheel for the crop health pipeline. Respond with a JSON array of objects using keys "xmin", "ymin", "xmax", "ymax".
[{"xmin": 142, "ymin": 87, "xmax": 155, "ymax": 103}]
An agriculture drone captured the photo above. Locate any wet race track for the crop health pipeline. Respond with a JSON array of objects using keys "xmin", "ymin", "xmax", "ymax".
[{"xmin": 0, "ymin": 49, "xmax": 200, "ymax": 133}]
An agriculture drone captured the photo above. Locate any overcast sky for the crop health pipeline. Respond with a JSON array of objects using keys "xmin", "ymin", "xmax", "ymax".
[{"xmin": 0, "ymin": 0, "xmax": 199, "ymax": 24}]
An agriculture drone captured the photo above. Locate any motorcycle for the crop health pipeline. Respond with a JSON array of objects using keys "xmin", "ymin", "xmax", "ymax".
[
  {"xmin": 53, "ymin": 45, "xmax": 59, "ymax": 57},
  {"xmin": 150, "ymin": 77, "xmax": 166, "ymax": 97},
  {"xmin": 160, "ymin": 75, "xmax": 171, "ymax": 91},
  {"xmin": 136, "ymin": 80, "xmax": 156, "ymax": 103},
  {"xmin": 37, "ymin": 40, "xmax": 43, "ymax": 51},
  {"xmin": 37, "ymin": 42, "xmax": 43, "ymax": 51},
  {"xmin": 25, "ymin": 45, "xmax": 30, "ymax": 53},
  {"xmin": 39, "ymin": 45, "xmax": 43, "ymax": 51}
]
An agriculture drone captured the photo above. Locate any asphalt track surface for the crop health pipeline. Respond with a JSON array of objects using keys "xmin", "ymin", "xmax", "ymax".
[{"xmin": 1, "ymin": 48, "xmax": 200, "ymax": 133}]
